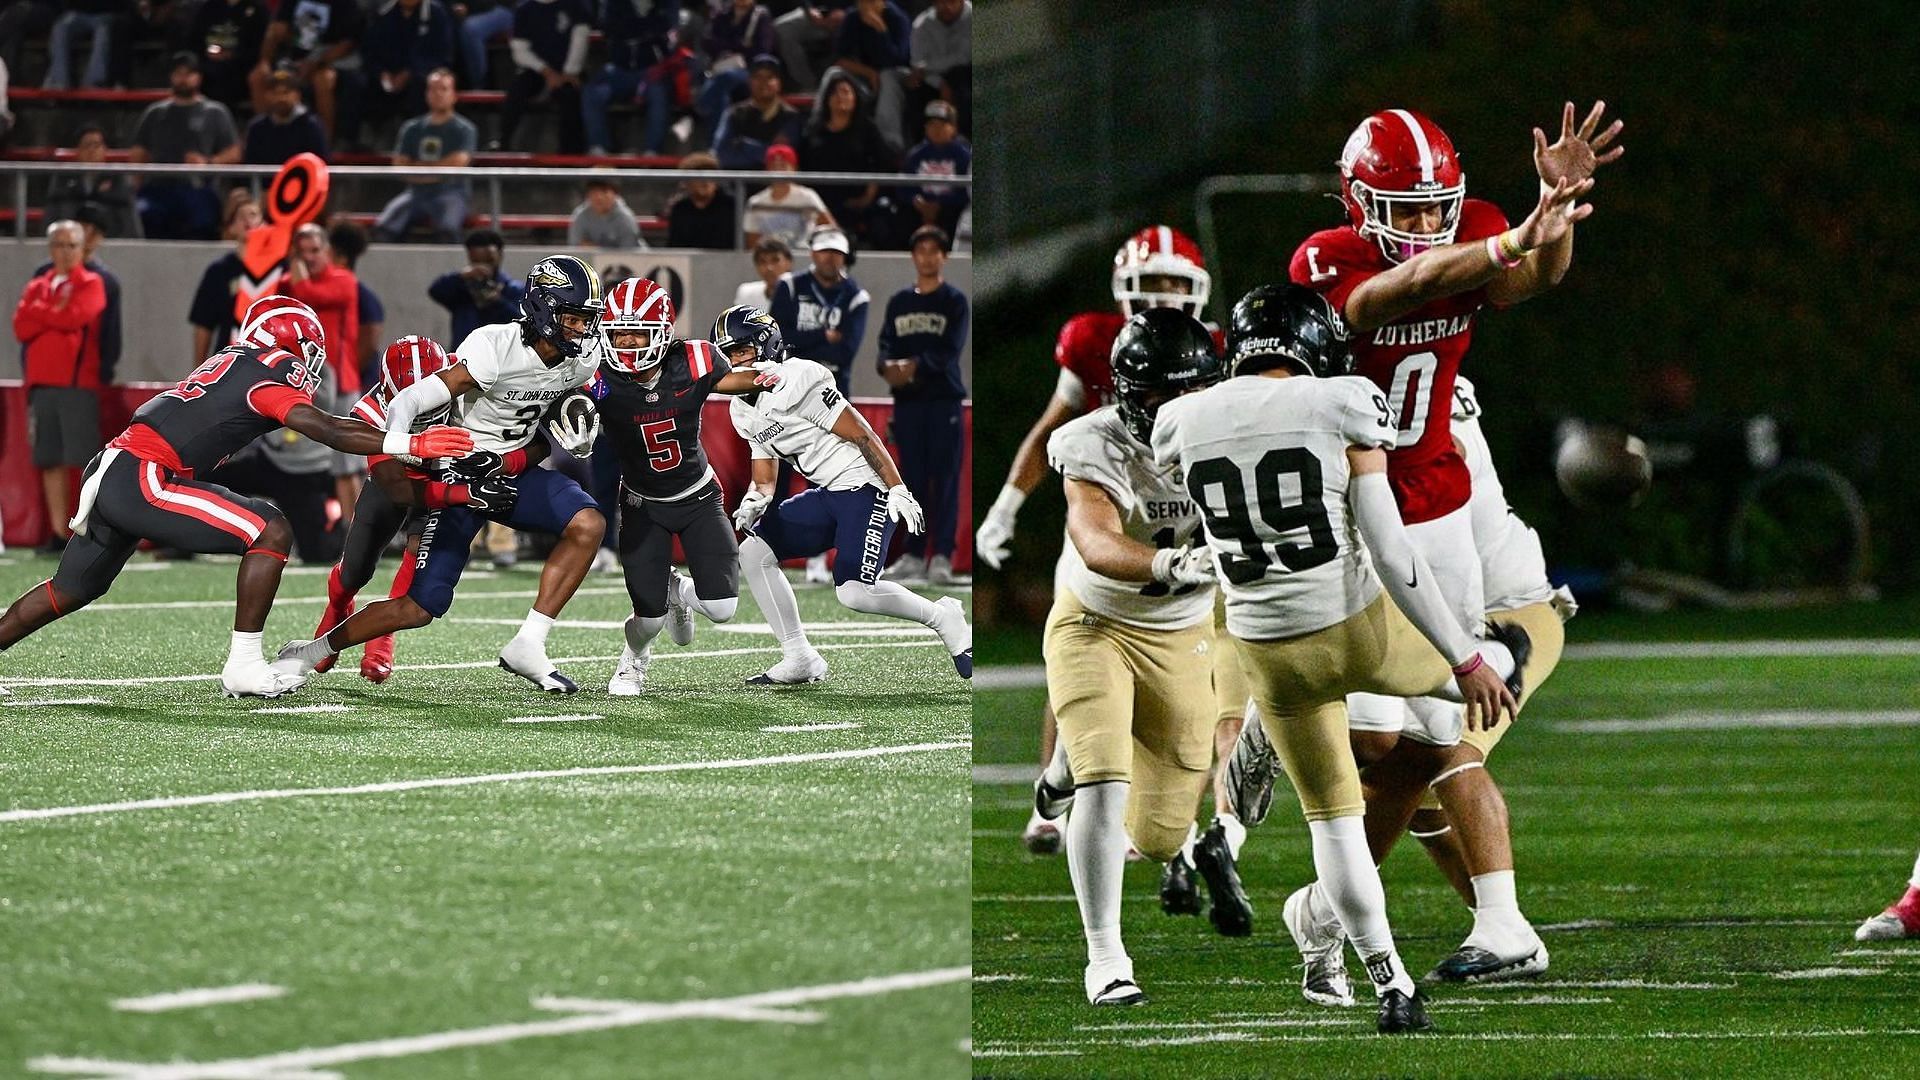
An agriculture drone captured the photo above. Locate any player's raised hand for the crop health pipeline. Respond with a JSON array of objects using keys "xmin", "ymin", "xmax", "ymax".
[
  {"xmin": 732, "ymin": 489, "xmax": 771, "ymax": 532},
  {"xmin": 1512, "ymin": 175, "xmax": 1595, "ymax": 252},
  {"xmin": 410, "ymin": 425, "xmax": 474, "ymax": 460},
  {"xmin": 886, "ymin": 484, "xmax": 925, "ymax": 534},
  {"xmin": 1533, "ymin": 100, "xmax": 1624, "ymax": 187}
]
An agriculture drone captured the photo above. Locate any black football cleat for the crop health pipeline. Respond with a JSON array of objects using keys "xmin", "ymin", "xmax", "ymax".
[
  {"xmin": 1376, "ymin": 987, "xmax": 1434, "ymax": 1034},
  {"xmin": 1484, "ymin": 619, "xmax": 1532, "ymax": 700},
  {"xmin": 1159, "ymin": 852, "xmax": 1202, "ymax": 916},
  {"xmin": 1426, "ymin": 941, "xmax": 1549, "ymax": 984},
  {"xmin": 1192, "ymin": 821, "xmax": 1253, "ymax": 937}
]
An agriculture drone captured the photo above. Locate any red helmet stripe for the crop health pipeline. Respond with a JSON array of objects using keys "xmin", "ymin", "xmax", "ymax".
[{"xmin": 1388, "ymin": 108, "xmax": 1435, "ymax": 183}]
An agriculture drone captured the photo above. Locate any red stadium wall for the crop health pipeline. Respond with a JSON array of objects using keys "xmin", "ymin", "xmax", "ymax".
[{"xmin": 0, "ymin": 383, "xmax": 972, "ymax": 572}]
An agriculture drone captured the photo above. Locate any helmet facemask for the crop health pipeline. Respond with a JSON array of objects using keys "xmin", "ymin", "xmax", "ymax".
[
  {"xmin": 602, "ymin": 318, "xmax": 670, "ymax": 376},
  {"xmin": 1347, "ymin": 179, "xmax": 1464, "ymax": 264},
  {"xmin": 1113, "ymin": 263, "xmax": 1211, "ymax": 319}
]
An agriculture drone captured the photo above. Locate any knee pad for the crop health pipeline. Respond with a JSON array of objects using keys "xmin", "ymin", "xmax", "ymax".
[
  {"xmin": 834, "ymin": 579, "xmax": 877, "ymax": 612},
  {"xmin": 625, "ymin": 613, "xmax": 666, "ymax": 651},
  {"xmin": 694, "ymin": 596, "xmax": 738, "ymax": 623},
  {"xmin": 739, "ymin": 534, "xmax": 779, "ymax": 568}
]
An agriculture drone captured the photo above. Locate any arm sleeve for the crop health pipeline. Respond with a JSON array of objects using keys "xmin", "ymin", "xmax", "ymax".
[
  {"xmin": 1351, "ymin": 470, "xmax": 1476, "ymax": 666},
  {"xmin": 563, "ymin": 21, "xmax": 592, "ymax": 76},
  {"xmin": 379, "ymin": 373, "xmax": 455, "ymax": 455},
  {"xmin": 246, "ymin": 381, "xmax": 313, "ymax": 424},
  {"xmin": 836, "ymin": 288, "xmax": 869, "ymax": 367}
]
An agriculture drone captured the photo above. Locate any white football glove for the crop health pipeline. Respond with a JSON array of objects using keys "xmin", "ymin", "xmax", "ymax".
[
  {"xmin": 886, "ymin": 484, "xmax": 925, "ymax": 534},
  {"xmin": 733, "ymin": 489, "xmax": 771, "ymax": 533},
  {"xmin": 546, "ymin": 401, "xmax": 600, "ymax": 459},
  {"xmin": 1150, "ymin": 544, "xmax": 1216, "ymax": 587},
  {"xmin": 974, "ymin": 485, "xmax": 1024, "ymax": 570}
]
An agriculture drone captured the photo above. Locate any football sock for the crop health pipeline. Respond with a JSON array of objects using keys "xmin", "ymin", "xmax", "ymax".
[
  {"xmin": 290, "ymin": 637, "xmax": 335, "ymax": 665},
  {"xmin": 833, "ymin": 579, "xmax": 938, "ymax": 624},
  {"xmin": 1303, "ymin": 880, "xmax": 1344, "ymax": 941},
  {"xmin": 1041, "ymin": 741, "xmax": 1073, "ymax": 791},
  {"xmin": 1308, "ymin": 815, "xmax": 1414, "ymax": 996},
  {"xmin": 326, "ymin": 563, "xmax": 352, "ymax": 609},
  {"xmin": 1067, "ymin": 780, "xmax": 1132, "ymax": 969},
  {"xmin": 1218, "ymin": 812, "xmax": 1247, "ymax": 860},
  {"xmin": 387, "ymin": 550, "xmax": 417, "ymax": 599},
  {"xmin": 517, "ymin": 609, "xmax": 554, "ymax": 648},
  {"xmin": 1467, "ymin": 869, "xmax": 1536, "ymax": 952},
  {"xmin": 1908, "ymin": 849, "xmax": 1920, "ymax": 891},
  {"xmin": 228, "ymin": 630, "xmax": 264, "ymax": 665},
  {"xmin": 1177, "ymin": 821, "xmax": 1200, "ymax": 865},
  {"xmin": 624, "ymin": 614, "xmax": 666, "ymax": 652},
  {"xmin": 1471, "ymin": 869, "xmax": 1518, "ymax": 911},
  {"xmin": 740, "ymin": 537, "xmax": 811, "ymax": 658}
]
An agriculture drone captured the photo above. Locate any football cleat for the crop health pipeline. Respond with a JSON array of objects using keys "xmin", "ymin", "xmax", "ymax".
[
  {"xmin": 1159, "ymin": 853, "xmax": 1202, "ymax": 917},
  {"xmin": 804, "ymin": 554, "xmax": 832, "ymax": 584},
  {"xmin": 1484, "ymin": 619, "xmax": 1533, "ymax": 701},
  {"xmin": 221, "ymin": 657, "xmax": 304, "ymax": 699},
  {"xmin": 360, "ymin": 634, "xmax": 395, "ymax": 684},
  {"xmin": 607, "ymin": 640, "xmax": 651, "ymax": 696},
  {"xmin": 930, "ymin": 596, "xmax": 972, "ymax": 678},
  {"xmin": 1226, "ymin": 707, "xmax": 1277, "ymax": 826},
  {"xmin": 1020, "ymin": 812, "xmax": 1063, "ymax": 856},
  {"xmin": 664, "ymin": 570, "xmax": 696, "ymax": 646},
  {"xmin": 497, "ymin": 636, "xmax": 579, "ymax": 694},
  {"xmin": 746, "ymin": 651, "xmax": 828, "ymax": 686},
  {"xmin": 885, "ymin": 554, "xmax": 927, "ymax": 583},
  {"xmin": 1426, "ymin": 939, "xmax": 1550, "ymax": 984},
  {"xmin": 1376, "ymin": 988, "xmax": 1434, "ymax": 1034},
  {"xmin": 1193, "ymin": 821, "xmax": 1253, "ymax": 937},
  {"xmin": 1283, "ymin": 886, "xmax": 1354, "ymax": 1007},
  {"xmin": 1857, "ymin": 909, "xmax": 1920, "ymax": 941},
  {"xmin": 1084, "ymin": 960, "xmax": 1146, "ymax": 1007}
]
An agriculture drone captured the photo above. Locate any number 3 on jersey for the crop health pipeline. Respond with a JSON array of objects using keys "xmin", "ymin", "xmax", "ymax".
[{"xmin": 1386, "ymin": 351, "xmax": 1438, "ymax": 445}]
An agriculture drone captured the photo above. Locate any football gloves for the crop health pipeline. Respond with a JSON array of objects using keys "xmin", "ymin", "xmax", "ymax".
[
  {"xmin": 547, "ymin": 399, "xmax": 600, "ymax": 459},
  {"xmin": 441, "ymin": 449, "xmax": 504, "ymax": 483},
  {"xmin": 975, "ymin": 485, "xmax": 1025, "ymax": 570},
  {"xmin": 732, "ymin": 489, "xmax": 771, "ymax": 533},
  {"xmin": 886, "ymin": 484, "xmax": 925, "ymax": 534},
  {"xmin": 463, "ymin": 475, "xmax": 518, "ymax": 515},
  {"xmin": 408, "ymin": 425, "xmax": 474, "ymax": 460},
  {"xmin": 1150, "ymin": 544, "xmax": 1215, "ymax": 587}
]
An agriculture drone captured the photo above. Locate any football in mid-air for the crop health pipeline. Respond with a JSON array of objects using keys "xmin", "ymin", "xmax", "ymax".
[{"xmin": 1555, "ymin": 422, "xmax": 1653, "ymax": 509}]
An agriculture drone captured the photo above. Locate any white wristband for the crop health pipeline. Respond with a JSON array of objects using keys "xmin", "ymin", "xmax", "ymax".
[
  {"xmin": 381, "ymin": 430, "xmax": 412, "ymax": 457},
  {"xmin": 989, "ymin": 484, "xmax": 1025, "ymax": 521}
]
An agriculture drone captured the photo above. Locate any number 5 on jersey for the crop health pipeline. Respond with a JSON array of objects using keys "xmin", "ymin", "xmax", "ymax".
[{"xmin": 640, "ymin": 418, "xmax": 682, "ymax": 471}]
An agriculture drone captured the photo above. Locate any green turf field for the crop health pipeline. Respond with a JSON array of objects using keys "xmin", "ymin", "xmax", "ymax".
[
  {"xmin": 972, "ymin": 604, "xmax": 1920, "ymax": 1078},
  {"xmin": 0, "ymin": 551, "xmax": 971, "ymax": 1079}
]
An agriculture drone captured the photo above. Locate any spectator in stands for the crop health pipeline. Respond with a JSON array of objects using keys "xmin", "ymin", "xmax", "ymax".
[
  {"xmin": 900, "ymin": 98, "xmax": 968, "ymax": 238},
  {"xmin": 772, "ymin": 1, "xmax": 848, "ymax": 91},
  {"xmin": 130, "ymin": 52, "xmax": 241, "ymax": 241},
  {"xmin": 44, "ymin": 0, "xmax": 126, "ymax": 91},
  {"xmin": 713, "ymin": 53, "xmax": 802, "ymax": 170},
  {"xmin": 0, "ymin": 4, "xmax": 57, "ymax": 80},
  {"xmin": 732, "ymin": 236, "xmax": 791, "ymax": 308},
  {"xmin": 695, "ymin": 0, "xmax": 775, "ymax": 139},
  {"xmin": 360, "ymin": 0, "xmax": 457, "ymax": 141},
  {"xmin": 800, "ymin": 70, "xmax": 895, "ymax": 244},
  {"xmin": 430, "ymin": 228, "xmax": 525, "ymax": 345},
  {"xmin": 244, "ymin": 65, "xmax": 331, "ymax": 164},
  {"xmin": 45, "ymin": 125, "xmax": 140, "ymax": 239},
  {"xmin": 666, "ymin": 151, "xmax": 737, "ymax": 250},
  {"xmin": 188, "ymin": 197, "xmax": 262, "ymax": 362},
  {"xmin": 371, "ymin": 68, "xmax": 476, "ymax": 243},
  {"xmin": 581, "ymin": 0, "xmax": 678, "ymax": 156},
  {"xmin": 877, "ymin": 223, "xmax": 966, "ymax": 582},
  {"xmin": 250, "ymin": 0, "xmax": 363, "ymax": 143},
  {"xmin": 12, "ymin": 221, "xmax": 108, "ymax": 555},
  {"xmin": 770, "ymin": 225, "xmax": 867, "ymax": 395},
  {"xmin": 284, "ymin": 222, "xmax": 361, "ymax": 396},
  {"xmin": 187, "ymin": 0, "xmax": 271, "ymax": 112},
  {"xmin": 329, "ymin": 220, "xmax": 383, "ymax": 390},
  {"xmin": 744, "ymin": 143, "xmax": 832, "ymax": 250},
  {"xmin": 825, "ymin": 0, "xmax": 910, "ymax": 152},
  {"xmin": 908, "ymin": 0, "xmax": 968, "ymax": 136},
  {"xmin": 456, "ymin": 0, "xmax": 521, "ymax": 91},
  {"xmin": 499, "ymin": 0, "xmax": 591, "ymax": 154},
  {"xmin": 35, "ymin": 207, "xmax": 123, "ymax": 395},
  {"xmin": 568, "ymin": 177, "xmax": 645, "ymax": 249}
]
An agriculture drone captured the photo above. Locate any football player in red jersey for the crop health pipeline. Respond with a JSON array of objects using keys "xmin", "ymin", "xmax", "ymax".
[
  {"xmin": 1287, "ymin": 102, "xmax": 1621, "ymax": 982},
  {"xmin": 0, "ymin": 298, "xmax": 472, "ymax": 698},
  {"xmin": 1858, "ymin": 850, "xmax": 1920, "ymax": 941}
]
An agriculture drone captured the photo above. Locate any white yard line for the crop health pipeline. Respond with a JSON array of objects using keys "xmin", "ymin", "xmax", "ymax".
[
  {"xmin": 761, "ymin": 722, "xmax": 861, "ymax": 733},
  {"xmin": 249, "ymin": 705, "xmax": 354, "ymax": 716},
  {"xmin": 1557, "ymin": 709, "xmax": 1920, "ymax": 733},
  {"xmin": 0, "ymin": 741, "xmax": 969, "ymax": 824},
  {"xmin": 971, "ymin": 764, "xmax": 1038, "ymax": 786},
  {"xmin": 0, "ymin": 639, "xmax": 946, "ymax": 689},
  {"xmin": 502, "ymin": 714, "xmax": 603, "ymax": 724},
  {"xmin": 974, "ymin": 1026, "xmax": 1920, "ymax": 1053},
  {"xmin": 1769, "ymin": 967, "xmax": 1888, "ymax": 979},
  {"xmin": 30, "ymin": 967, "xmax": 969, "ymax": 1079},
  {"xmin": 8, "ymin": 698, "xmax": 113, "ymax": 708},
  {"xmin": 448, "ymin": 617, "xmax": 929, "ymax": 638},
  {"xmin": 112, "ymin": 985, "xmax": 286, "ymax": 1014}
]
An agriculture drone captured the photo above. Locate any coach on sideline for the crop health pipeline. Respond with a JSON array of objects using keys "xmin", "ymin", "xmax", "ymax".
[{"xmin": 12, "ymin": 220, "xmax": 108, "ymax": 556}]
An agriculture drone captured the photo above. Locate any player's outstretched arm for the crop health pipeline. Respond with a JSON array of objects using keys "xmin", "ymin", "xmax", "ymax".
[
  {"xmin": 1062, "ymin": 478, "xmax": 1210, "ymax": 587},
  {"xmin": 977, "ymin": 394, "xmax": 1077, "ymax": 568},
  {"xmin": 380, "ymin": 364, "xmax": 478, "ymax": 454},
  {"xmin": 281, "ymin": 403, "xmax": 473, "ymax": 460},
  {"xmin": 1499, "ymin": 100, "xmax": 1625, "ymax": 300},
  {"xmin": 713, "ymin": 368, "xmax": 782, "ymax": 396}
]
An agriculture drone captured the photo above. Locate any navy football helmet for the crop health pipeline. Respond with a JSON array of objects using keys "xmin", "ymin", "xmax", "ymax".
[
  {"xmin": 518, "ymin": 254, "xmax": 604, "ymax": 359},
  {"xmin": 711, "ymin": 304, "xmax": 786, "ymax": 366},
  {"xmin": 1110, "ymin": 308, "xmax": 1224, "ymax": 445},
  {"xmin": 1225, "ymin": 283, "xmax": 1352, "ymax": 379}
]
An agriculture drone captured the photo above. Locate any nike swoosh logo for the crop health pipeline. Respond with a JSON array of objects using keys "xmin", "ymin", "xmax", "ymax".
[{"xmin": 1406, "ymin": 565, "xmax": 1418, "ymax": 588}]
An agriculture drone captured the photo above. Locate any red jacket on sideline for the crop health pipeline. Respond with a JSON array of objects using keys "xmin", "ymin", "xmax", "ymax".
[
  {"xmin": 12, "ymin": 263, "xmax": 107, "ymax": 390},
  {"xmin": 286, "ymin": 264, "xmax": 361, "ymax": 396}
]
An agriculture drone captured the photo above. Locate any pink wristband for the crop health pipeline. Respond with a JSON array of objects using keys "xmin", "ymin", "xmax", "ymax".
[
  {"xmin": 1485, "ymin": 234, "xmax": 1524, "ymax": 270},
  {"xmin": 1451, "ymin": 653, "xmax": 1486, "ymax": 678}
]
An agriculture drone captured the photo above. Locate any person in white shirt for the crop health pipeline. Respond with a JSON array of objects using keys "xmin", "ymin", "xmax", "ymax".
[{"xmin": 733, "ymin": 236, "xmax": 794, "ymax": 310}]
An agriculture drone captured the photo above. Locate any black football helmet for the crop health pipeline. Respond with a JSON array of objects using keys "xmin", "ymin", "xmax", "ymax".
[
  {"xmin": 711, "ymin": 304, "xmax": 786, "ymax": 366},
  {"xmin": 518, "ymin": 254, "xmax": 604, "ymax": 360},
  {"xmin": 1226, "ymin": 283, "xmax": 1352, "ymax": 379},
  {"xmin": 1110, "ymin": 308, "xmax": 1224, "ymax": 444}
]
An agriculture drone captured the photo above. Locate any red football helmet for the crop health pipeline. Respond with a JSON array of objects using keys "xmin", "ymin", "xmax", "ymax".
[
  {"xmin": 1339, "ymin": 108, "xmax": 1466, "ymax": 263},
  {"xmin": 237, "ymin": 294, "xmax": 325, "ymax": 394},
  {"xmin": 600, "ymin": 277, "xmax": 675, "ymax": 375},
  {"xmin": 1112, "ymin": 226, "xmax": 1210, "ymax": 318},
  {"xmin": 379, "ymin": 334, "xmax": 453, "ymax": 396}
]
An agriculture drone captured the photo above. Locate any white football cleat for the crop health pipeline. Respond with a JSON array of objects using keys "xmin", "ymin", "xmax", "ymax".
[
  {"xmin": 498, "ymin": 636, "xmax": 579, "ymax": 694},
  {"xmin": 1856, "ymin": 911, "xmax": 1920, "ymax": 941},
  {"xmin": 222, "ymin": 657, "xmax": 304, "ymax": 699},
  {"xmin": 607, "ymin": 640, "xmax": 651, "ymax": 696},
  {"xmin": 930, "ymin": 596, "xmax": 972, "ymax": 678},
  {"xmin": 927, "ymin": 555, "xmax": 954, "ymax": 584},
  {"xmin": 664, "ymin": 570, "xmax": 695, "ymax": 646},
  {"xmin": 1283, "ymin": 886, "xmax": 1355, "ymax": 1007},
  {"xmin": 885, "ymin": 554, "xmax": 926, "ymax": 583},
  {"xmin": 272, "ymin": 638, "xmax": 330, "ymax": 679},
  {"xmin": 746, "ymin": 651, "xmax": 828, "ymax": 686},
  {"xmin": 1084, "ymin": 958, "xmax": 1146, "ymax": 1006},
  {"xmin": 804, "ymin": 554, "xmax": 832, "ymax": 584}
]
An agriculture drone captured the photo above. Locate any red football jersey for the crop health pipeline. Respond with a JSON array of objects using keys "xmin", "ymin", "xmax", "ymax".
[
  {"xmin": 1054, "ymin": 311, "xmax": 1126, "ymax": 410},
  {"xmin": 1289, "ymin": 197, "xmax": 1510, "ymax": 523}
]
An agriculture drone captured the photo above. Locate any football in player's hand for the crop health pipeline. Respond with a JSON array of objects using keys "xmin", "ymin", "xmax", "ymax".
[
  {"xmin": 553, "ymin": 391, "xmax": 596, "ymax": 431},
  {"xmin": 1555, "ymin": 422, "xmax": 1653, "ymax": 509}
]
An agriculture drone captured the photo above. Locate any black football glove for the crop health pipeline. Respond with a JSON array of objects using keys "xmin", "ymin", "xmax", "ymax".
[
  {"xmin": 441, "ymin": 449, "xmax": 504, "ymax": 484},
  {"xmin": 463, "ymin": 475, "xmax": 518, "ymax": 515}
]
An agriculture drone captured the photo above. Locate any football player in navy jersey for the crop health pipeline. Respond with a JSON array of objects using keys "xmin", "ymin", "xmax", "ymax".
[
  {"xmin": 0, "ymin": 297, "xmax": 473, "ymax": 698},
  {"xmin": 591, "ymin": 278, "xmax": 779, "ymax": 695}
]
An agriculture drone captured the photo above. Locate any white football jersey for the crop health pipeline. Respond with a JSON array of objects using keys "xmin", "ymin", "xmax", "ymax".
[
  {"xmin": 1451, "ymin": 377, "xmax": 1552, "ymax": 611},
  {"xmin": 729, "ymin": 358, "xmax": 878, "ymax": 492},
  {"xmin": 1153, "ymin": 374, "xmax": 1397, "ymax": 641},
  {"xmin": 452, "ymin": 322, "xmax": 600, "ymax": 453},
  {"xmin": 1049, "ymin": 406, "xmax": 1212, "ymax": 631}
]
